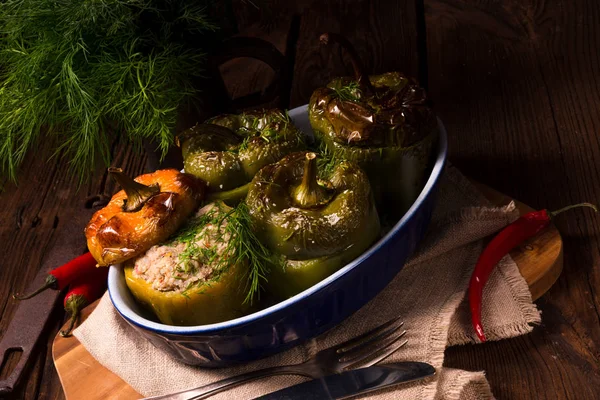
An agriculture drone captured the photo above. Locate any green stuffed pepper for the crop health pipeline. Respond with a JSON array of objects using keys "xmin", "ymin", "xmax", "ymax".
[
  {"xmin": 124, "ymin": 201, "xmax": 268, "ymax": 326},
  {"xmin": 246, "ymin": 151, "xmax": 380, "ymax": 299},
  {"xmin": 179, "ymin": 109, "xmax": 305, "ymax": 205},
  {"xmin": 309, "ymin": 33, "xmax": 437, "ymax": 217}
]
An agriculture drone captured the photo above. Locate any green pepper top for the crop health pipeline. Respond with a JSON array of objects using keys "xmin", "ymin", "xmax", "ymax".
[
  {"xmin": 309, "ymin": 34, "xmax": 436, "ymax": 150},
  {"xmin": 247, "ymin": 151, "xmax": 380, "ymax": 261},
  {"xmin": 310, "ymin": 71, "xmax": 437, "ymax": 149},
  {"xmin": 246, "ymin": 151, "xmax": 380, "ymax": 298},
  {"xmin": 179, "ymin": 109, "xmax": 305, "ymax": 204}
]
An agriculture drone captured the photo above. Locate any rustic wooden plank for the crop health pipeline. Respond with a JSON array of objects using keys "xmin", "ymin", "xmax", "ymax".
[
  {"xmin": 207, "ymin": 0, "xmax": 301, "ymax": 113},
  {"xmin": 52, "ymin": 302, "xmax": 142, "ymax": 400},
  {"xmin": 289, "ymin": 0, "xmax": 421, "ymax": 107},
  {"xmin": 425, "ymin": 0, "xmax": 600, "ymax": 398},
  {"xmin": 217, "ymin": 20, "xmax": 296, "ymax": 111},
  {"xmin": 0, "ymin": 138, "xmax": 148, "ymax": 400}
]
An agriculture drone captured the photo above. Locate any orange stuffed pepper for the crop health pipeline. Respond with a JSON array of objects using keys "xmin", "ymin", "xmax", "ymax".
[{"xmin": 85, "ymin": 168, "xmax": 206, "ymax": 266}]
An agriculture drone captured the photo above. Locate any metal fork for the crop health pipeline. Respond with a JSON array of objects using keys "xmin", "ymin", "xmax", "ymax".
[{"xmin": 144, "ymin": 317, "xmax": 408, "ymax": 400}]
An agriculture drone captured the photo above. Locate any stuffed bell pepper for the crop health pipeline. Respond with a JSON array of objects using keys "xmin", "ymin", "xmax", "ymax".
[
  {"xmin": 246, "ymin": 151, "xmax": 380, "ymax": 299},
  {"xmin": 86, "ymin": 168, "xmax": 206, "ymax": 266},
  {"xmin": 179, "ymin": 109, "xmax": 305, "ymax": 205},
  {"xmin": 124, "ymin": 201, "xmax": 270, "ymax": 326},
  {"xmin": 309, "ymin": 33, "xmax": 437, "ymax": 216}
]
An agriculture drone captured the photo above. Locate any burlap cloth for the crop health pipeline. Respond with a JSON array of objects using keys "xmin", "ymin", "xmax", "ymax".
[{"xmin": 74, "ymin": 166, "xmax": 542, "ymax": 399}]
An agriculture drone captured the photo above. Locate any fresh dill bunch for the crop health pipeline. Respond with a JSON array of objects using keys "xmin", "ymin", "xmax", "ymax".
[
  {"xmin": 169, "ymin": 201, "xmax": 272, "ymax": 305},
  {"xmin": 0, "ymin": 0, "xmax": 228, "ymax": 183},
  {"xmin": 331, "ymin": 81, "xmax": 362, "ymax": 103}
]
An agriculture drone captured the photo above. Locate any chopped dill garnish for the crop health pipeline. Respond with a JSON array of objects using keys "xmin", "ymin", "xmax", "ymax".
[
  {"xmin": 331, "ymin": 81, "xmax": 362, "ymax": 103},
  {"xmin": 232, "ymin": 202, "xmax": 273, "ymax": 304},
  {"xmin": 238, "ymin": 136, "xmax": 252, "ymax": 152},
  {"xmin": 315, "ymin": 138, "xmax": 340, "ymax": 179},
  {"xmin": 168, "ymin": 201, "xmax": 273, "ymax": 305},
  {"xmin": 235, "ymin": 110, "xmax": 296, "ymax": 152}
]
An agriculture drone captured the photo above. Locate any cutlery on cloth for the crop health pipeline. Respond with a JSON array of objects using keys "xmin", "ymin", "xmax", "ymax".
[
  {"xmin": 255, "ymin": 362, "xmax": 436, "ymax": 399},
  {"xmin": 143, "ymin": 317, "xmax": 408, "ymax": 400}
]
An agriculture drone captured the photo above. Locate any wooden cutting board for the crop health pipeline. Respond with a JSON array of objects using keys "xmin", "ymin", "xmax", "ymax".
[{"xmin": 52, "ymin": 185, "xmax": 563, "ymax": 400}]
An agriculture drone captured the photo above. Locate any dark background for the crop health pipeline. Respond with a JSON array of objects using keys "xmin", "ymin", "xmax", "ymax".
[{"xmin": 1, "ymin": 0, "xmax": 599, "ymax": 398}]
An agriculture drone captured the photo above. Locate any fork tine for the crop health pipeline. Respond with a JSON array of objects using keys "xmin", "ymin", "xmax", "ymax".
[
  {"xmin": 342, "ymin": 330, "xmax": 408, "ymax": 370},
  {"xmin": 332, "ymin": 316, "xmax": 404, "ymax": 353},
  {"xmin": 338, "ymin": 321, "xmax": 404, "ymax": 360},
  {"xmin": 359, "ymin": 337, "xmax": 409, "ymax": 368}
]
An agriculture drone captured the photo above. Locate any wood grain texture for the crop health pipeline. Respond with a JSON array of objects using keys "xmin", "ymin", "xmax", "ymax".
[
  {"xmin": 52, "ymin": 185, "xmax": 563, "ymax": 400},
  {"xmin": 289, "ymin": 0, "xmax": 420, "ymax": 107},
  {"xmin": 425, "ymin": 0, "xmax": 600, "ymax": 398},
  {"xmin": 52, "ymin": 305, "xmax": 141, "ymax": 400},
  {"xmin": 0, "ymin": 139, "xmax": 148, "ymax": 400},
  {"xmin": 2, "ymin": 0, "xmax": 600, "ymax": 398}
]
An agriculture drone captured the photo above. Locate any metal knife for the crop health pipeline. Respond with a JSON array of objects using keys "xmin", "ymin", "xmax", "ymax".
[{"xmin": 254, "ymin": 362, "xmax": 436, "ymax": 400}]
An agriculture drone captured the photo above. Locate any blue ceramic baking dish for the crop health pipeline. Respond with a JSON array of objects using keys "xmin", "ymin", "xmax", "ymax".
[{"xmin": 108, "ymin": 104, "xmax": 448, "ymax": 367}]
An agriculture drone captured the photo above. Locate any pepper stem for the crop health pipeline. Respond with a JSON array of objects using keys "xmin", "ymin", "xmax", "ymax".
[
  {"xmin": 320, "ymin": 32, "xmax": 375, "ymax": 94},
  {"xmin": 13, "ymin": 275, "xmax": 58, "ymax": 300},
  {"xmin": 109, "ymin": 168, "xmax": 159, "ymax": 212},
  {"xmin": 60, "ymin": 294, "xmax": 88, "ymax": 337},
  {"xmin": 292, "ymin": 153, "xmax": 333, "ymax": 208},
  {"xmin": 549, "ymin": 202, "xmax": 598, "ymax": 218}
]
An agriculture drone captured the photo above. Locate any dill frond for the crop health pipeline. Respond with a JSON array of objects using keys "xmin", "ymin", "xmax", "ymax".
[
  {"xmin": 331, "ymin": 81, "xmax": 362, "ymax": 103},
  {"xmin": 315, "ymin": 138, "xmax": 340, "ymax": 179},
  {"xmin": 231, "ymin": 202, "xmax": 272, "ymax": 305},
  {"xmin": 0, "ymin": 0, "xmax": 226, "ymax": 183},
  {"xmin": 235, "ymin": 110, "xmax": 295, "ymax": 151},
  {"xmin": 169, "ymin": 202, "xmax": 272, "ymax": 305}
]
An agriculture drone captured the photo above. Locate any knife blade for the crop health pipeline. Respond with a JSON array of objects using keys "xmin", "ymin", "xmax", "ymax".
[{"xmin": 254, "ymin": 362, "xmax": 436, "ymax": 400}]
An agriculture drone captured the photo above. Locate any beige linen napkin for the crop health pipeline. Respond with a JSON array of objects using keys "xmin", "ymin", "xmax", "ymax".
[{"xmin": 74, "ymin": 166, "xmax": 541, "ymax": 399}]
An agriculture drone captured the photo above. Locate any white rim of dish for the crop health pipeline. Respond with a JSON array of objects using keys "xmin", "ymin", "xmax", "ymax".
[{"xmin": 108, "ymin": 104, "xmax": 448, "ymax": 334}]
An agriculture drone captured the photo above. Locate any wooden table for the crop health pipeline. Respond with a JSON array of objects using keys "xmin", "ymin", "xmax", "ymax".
[{"xmin": 1, "ymin": 1, "xmax": 599, "ymax": 399}]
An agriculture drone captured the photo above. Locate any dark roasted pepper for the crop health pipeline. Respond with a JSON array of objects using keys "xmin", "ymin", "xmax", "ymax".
[
  {"xmin": 179, "ymin": 109, "xmax": 305, "ymax": 205},
  {"xmin": 246, "ymin": 151, "xmax": 380, "ymax": 299},
  {"xmin": 124, "ymin": 202, "xmax": 254, "ymax": 326},
  {"xmin": 309, "ymin": 33, "xmax": 437, "ymax": 216},
  {"xmin": 85, "ymin": 168, "xmax": 206, "ymax": 266}
]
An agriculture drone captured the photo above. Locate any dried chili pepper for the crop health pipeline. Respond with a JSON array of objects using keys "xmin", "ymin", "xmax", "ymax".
[
  {"xmin": 469, "ymin": 202, "xmax": 597, "ymax": 342},
  {"xmin": 13, "ymin": 252, "xmax": 98, "ymax": 300},
  {"xmin": 60, "ymin": 265, "xmax": 109, "ymax": 337}
]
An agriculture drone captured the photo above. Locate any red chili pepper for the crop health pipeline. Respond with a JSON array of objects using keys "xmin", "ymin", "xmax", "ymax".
[
  {"xmin": 13, "ymin": 252, "xmax": 98, "ymax": 300},
  {"xmin": 469, "ymin": 202, "xmax": 597, "ymax": 342},
  {"xmin": 59, "ymin": 265, "xmax": 109, "ymax": 337}
]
